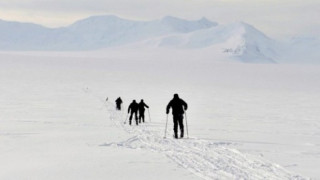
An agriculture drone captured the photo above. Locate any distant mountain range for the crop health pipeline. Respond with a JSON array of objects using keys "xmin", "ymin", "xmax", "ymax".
[
  {"xmin": 0, "ymin": 15, "xmax": 319, "ymax": 63},
  {"xmin": 0, "ymin": 16, "xmax": 217, "ymax": 50}
]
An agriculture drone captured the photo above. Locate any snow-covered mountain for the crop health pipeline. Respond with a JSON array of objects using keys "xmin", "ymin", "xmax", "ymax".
[
  {"xmin": 217, "ymin": 22, "xmax": 278, "ymax": 63},
  {"xmin": 0, "ymin": 15, "xmax": 319, "ymax": 63},
  {"xmin": 138, "ymin": 22, "xmax": 278, "ymax": 63},
  {"xmin": 0, "ymin": 15, "xmax": 217, "ymax": 50},
  {"xmin": 0, "ymin": 19, "xmax": 51, "ymax": 50}
]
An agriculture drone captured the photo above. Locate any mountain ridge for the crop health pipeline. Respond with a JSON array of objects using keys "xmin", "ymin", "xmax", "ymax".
[
  {"xmin": 0, "ymin": 15, "xmax": 219, "ymax": 50},
  {"xmin": 0, "ymin": 15, "xmax": 319, "ymax": 63}
]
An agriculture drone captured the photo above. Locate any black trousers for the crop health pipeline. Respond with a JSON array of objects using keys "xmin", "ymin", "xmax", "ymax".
[
  {"xmin": 173, "ymin": 114, "xmax": 184, "ymax": 137},
  {"xmin": 139, "ymin": 110, "xmax": 145, "ymax": 123},
  {"xmin": 129, "ymin": 111, "xmax": 138, "ymax": 125},
  {"xmin": 116, "ymin": 104, "xmax": 121, "ymax": 110}
]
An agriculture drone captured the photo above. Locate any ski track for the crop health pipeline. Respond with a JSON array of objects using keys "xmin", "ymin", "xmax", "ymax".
[{"xmin": 97, "ymin": 98, "xmax": 308, "ymax": 180}]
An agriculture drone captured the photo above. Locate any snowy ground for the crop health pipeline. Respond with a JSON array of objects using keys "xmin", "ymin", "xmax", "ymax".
[{"xmin": 0, "ymin": 49, "xmax": 319, "ymax": 179}]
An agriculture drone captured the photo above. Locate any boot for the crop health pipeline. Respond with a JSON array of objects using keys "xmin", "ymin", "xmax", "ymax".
[
  {"xmin": 174, "ymin": 132, "xmax": 178, "ymax": 139},
  {"xmin": 180, "ymin": 130, "xmax": 184, "ymax": 138}
]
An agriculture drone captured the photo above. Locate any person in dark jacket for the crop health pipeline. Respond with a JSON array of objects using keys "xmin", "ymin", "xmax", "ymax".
[
  {"xmin": 115, "ymin": 97, "xmax": 123, "ymax": 110},
  {"xmin": 166, "ymin": 94, "xmax": 188, "ymax": 139},
  {"xmin": 138, "ymin": 99, "xmax": 149, "ymax": 123},
  {"xmin": 128, "ymin": 100, "xmax": 139, "ymax": 125}
]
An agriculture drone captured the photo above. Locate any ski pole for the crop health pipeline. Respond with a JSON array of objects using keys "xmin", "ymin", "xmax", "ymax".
[
  {"xmin": 185, "ymin": 112, "xmax": 189, "ymax": 138},
  {"xmin": 164, "ymin": 114, "xmax": 168, "ymax": 138},
  {"xmin": 148, "ymin": 108, "xmax": 151, "ymax": 122},
  {"xmin": 124, "ymin": 113, "xmax": 129, "ymax": 124}
]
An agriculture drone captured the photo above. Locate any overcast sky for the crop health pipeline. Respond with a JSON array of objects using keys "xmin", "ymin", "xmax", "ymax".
[{"xmin": 0, "ymin": 0, "xmax": 319, "ymax": 38}]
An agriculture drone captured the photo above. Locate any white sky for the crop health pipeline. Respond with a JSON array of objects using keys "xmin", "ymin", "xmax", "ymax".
[{"xmin": 0, "ymin": 0, "xmax": 319, "ymax": 38}]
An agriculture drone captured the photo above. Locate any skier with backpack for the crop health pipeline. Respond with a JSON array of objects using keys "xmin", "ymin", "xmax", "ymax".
[
  {"xmin": 138, "ymin": 99, "xmax": 149, "ymax": 123},
  {"xmin": 128, "ymin": 100, "xmax": 139, "ymax": 125},
  {"xmin": 115, "ymin": 97, "xmax": 122, "ymax": 110},
  {"xmin": 166, "ymin": 94, "xmax": 188, "ymax": 139}
]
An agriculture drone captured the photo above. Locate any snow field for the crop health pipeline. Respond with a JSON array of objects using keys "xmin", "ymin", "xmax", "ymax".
[
  {"xmin": 1, "ymin": 50, "xmax": 319, "ymax": 179},
  {"xmin": 101, "ymin": 100, "xmax": 306, "ymax": 180}
]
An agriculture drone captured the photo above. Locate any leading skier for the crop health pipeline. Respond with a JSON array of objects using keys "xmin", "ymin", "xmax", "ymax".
[{"xmin": 166, "ymin": 94, "xmax": 188, "ymax": 139}]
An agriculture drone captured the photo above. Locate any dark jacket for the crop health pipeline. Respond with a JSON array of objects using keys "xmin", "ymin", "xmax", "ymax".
[
  {"xmin": 166, "ymin": 96, "xmax": 188, "ymax": 115},
  {"xmin": 115, "ymin": 97, "xmax": 122, "ymax": 105},
  {"xmin": 138, "ymin": 101, "xmax": 149, "ymax": 112},
  {"xmin": 128, "ymin": 101, "xmax": 139, "ymax": 113}
]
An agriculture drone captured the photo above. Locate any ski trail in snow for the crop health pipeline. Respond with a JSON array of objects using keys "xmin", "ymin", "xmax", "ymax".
[{"xmin": 94, "ymin": 97, "xmax": 307, "ymax": 180}]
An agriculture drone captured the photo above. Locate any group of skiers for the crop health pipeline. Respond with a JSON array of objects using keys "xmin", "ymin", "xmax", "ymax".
[
  {"xmin": 115, "ymin": 94, "xmax": 188, "ymax": 139},
  {"xmin": 115, "ymin": 97, "xmax": 149, "ymax": 125}
]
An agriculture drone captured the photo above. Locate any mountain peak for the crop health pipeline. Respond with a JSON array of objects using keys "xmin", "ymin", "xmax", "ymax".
[
  {"xmin": 159, "ymin": 16, "xmax": 217, "ymax": 33},
  {"xmin": 86, "ymin": 15, "xmax": 127, "ymax": 21},
  {"xmin": 199, "ymin": 17, "xmax": 211, "ymax": 23},
  {"xmin": 161, "ymin": 16, "xmax": 182, "ymax": 21},
  {"xmin": 225, "ymin": 22, "xmax": 270, "ymax": 40},
  {"xmin": 70, "ymin": 15, "xmax": 136, "ymax": 27},
  {"xmin": 161, "ymin": 16, "xmax": 216, "ymax": 25},
  {"xmin": 230, "ymin": 21, "xmax": 257, "ymax": 31}
]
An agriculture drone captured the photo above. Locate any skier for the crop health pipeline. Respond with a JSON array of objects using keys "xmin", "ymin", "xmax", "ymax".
[
  {"xmin": 115, "ymin": 97, "xmax": 122, "ymax": 110},
  {"xmin": 166, "ymin": 94, "xmax": 188, "ymax": 139},
  {"xmin": 138, "ymin": 99, "xmax": 149, "ymax": 123},
  {"xmin": 128, "ymin": 100, "xmax": 139, "ymax": 125}
]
